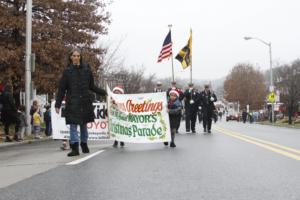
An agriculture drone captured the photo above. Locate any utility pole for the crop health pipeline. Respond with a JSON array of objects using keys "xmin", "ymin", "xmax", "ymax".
[{"xmin": 25, "ymin": 0, "xmax": 32, "ymax": 134}]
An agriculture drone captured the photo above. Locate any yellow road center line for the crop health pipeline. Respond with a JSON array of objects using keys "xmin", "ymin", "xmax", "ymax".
[
  {"xmin": 215, "ymin": 127, "xmax": 300, "ymax": 155},
  {"xmin": 213, "ymin": 127, "xmax": 300, "ymax": 161}
]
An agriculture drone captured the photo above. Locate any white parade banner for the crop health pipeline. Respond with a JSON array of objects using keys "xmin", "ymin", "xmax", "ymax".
[
  {"xmin": 51, "ymin": 101, "xmax": 109, "ymax": 140},
  {"xmin": 107, "ymin": 86, "xmax": 171, "ymax": 143}
]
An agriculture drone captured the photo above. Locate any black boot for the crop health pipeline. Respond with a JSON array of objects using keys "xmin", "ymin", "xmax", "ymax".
[
  {"xmin": 67, "ymin": 143, "xmax": 80, "ymax": 157},
  {"xmin": 80, "ymin": 142, "xmax": 90, "ymax": 153},
  {"xmin": 5, "ymin": 136, "xmax": 12, "ymax": 142},
  {"xmin": 113, "ymin": 140, "xmax": 118, "ymax": 147},
  {"xmin": 163, "ymin": 142, "xmax": 169, "ymax": 146},
  {"xmin": 170, "ymin": 142, "xmax": 176, "ymax": 148},
  {"xmin": 120, "ymin": 142, "xmax": 125, "ymax": 147}
]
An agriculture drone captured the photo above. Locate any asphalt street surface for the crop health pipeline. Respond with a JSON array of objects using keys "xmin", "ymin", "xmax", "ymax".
[{"xmin": 0, "ymin": 120, "xmax": 299, "ymax": 200}]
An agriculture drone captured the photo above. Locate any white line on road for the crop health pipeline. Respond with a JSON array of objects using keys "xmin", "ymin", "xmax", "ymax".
[{"xmin": 66, "ymin": 150, "xmax": 105, "ymax": 166}]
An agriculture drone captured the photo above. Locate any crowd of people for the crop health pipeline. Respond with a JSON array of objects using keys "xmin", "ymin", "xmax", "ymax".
[
  {"xmin": 0, "ymin": 48, "xmax": 219, "ymax": 157},
  {"xmin": 0, "ymin": 82, "xmax": 52, "ymax": 142},
  {"xmin": 154, "ymin": 81, "xmax": 218, "ymax": 135}
]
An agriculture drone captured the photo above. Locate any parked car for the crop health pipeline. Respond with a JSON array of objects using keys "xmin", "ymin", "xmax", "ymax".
[{"xmin": 226, "ymin": 113, "xmax": 240, "ymax": 122}]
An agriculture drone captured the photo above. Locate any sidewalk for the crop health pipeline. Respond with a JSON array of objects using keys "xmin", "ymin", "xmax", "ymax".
[
  {"xmin": 257, "ymin": 121, "xmax": 300, "ymax": 129},
  {"xmin": 0, "ymin": 134, "xmax": 52, "ymax": 148},
  {"xmin": 0, "ymin": 132, "xmax": 114, "ymax": 148}
]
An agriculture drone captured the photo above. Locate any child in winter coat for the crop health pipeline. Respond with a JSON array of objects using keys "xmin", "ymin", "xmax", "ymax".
[
  {"xmin": 165, "ymin": 89, "xmax": 183, "ymax": 148},
  {"xmin": 32, "ymin": 108, "xmax": 42, "ymax": 139}
]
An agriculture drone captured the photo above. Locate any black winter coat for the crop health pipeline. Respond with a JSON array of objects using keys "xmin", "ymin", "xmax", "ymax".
[
  {"xmin": 0, "ymin": 89, "xmax": 18, "ymax": 124},
  {"xmin": 183, "ymin": 88, "xmax": 199, "ymax": 112},
  {"xmin": 168, "ymin": 98, "xmax": 183, "ymax": 129},
  {"xmin": 199, "ymin": 90, "xmax": 217, "ymax": 116},
  {"xmin": 55, "ymin": 63, "xmax": 107, "ymax": 124}
]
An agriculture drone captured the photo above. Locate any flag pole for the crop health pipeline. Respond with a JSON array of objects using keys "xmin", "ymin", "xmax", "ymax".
[
  {"xmin": 190, "ymin": 29, "xmax": 192, "ymax": 84},
  {"xmin": 168, "ymin": 24, "xmax": 175, "ymax": 82}
]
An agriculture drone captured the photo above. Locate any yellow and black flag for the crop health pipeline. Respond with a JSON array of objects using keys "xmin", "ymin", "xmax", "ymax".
[{"xmin": 175, "ymin": 31, "xmax": 192, "ymax": 69}]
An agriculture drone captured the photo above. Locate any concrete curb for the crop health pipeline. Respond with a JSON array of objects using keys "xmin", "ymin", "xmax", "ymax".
[
  {"xmin": 257, "ymin": 122, "xmax": 300, "ymax": 129},
  {"xmin": 0, "ymin": 137, "xmax": 52, "ymax": 148},
  {"xmin": 0, "ymin": 138, "xmax": 114, "ymax": 149}
]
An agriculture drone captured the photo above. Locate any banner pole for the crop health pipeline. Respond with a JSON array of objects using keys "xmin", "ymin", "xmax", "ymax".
[
  {"xmin": 168, "ymin": 24, "xmax": 175, "ymax": 82},
  {"xmin": 190, "ymin": 29, "xmax": 192, "ymax": 84}
]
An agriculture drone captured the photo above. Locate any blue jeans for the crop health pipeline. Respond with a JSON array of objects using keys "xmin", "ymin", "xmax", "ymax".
[{"xmin": 69, "ymin": 124, "xmax": 88, "ymax": 144}]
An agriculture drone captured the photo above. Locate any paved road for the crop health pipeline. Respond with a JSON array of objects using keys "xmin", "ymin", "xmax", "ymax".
[{"xmin": 0, "ymin": 120, "xmax": 299, "ymax": 200}]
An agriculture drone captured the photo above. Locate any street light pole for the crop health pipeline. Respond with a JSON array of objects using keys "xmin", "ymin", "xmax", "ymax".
[
  {"xmin": 25, "ymin": 0, "xmax": 32, "ymax": 134},
  {"xmin": 244, "ymin": 36, "xmax": 275, "ymax": 123}
]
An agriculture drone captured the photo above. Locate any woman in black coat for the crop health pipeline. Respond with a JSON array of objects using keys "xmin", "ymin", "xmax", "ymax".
[{"xmin": 55, "ymin": 48, "xmax": 107, "ymax": 157}]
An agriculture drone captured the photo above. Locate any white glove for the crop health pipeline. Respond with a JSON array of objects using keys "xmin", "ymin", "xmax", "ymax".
[
  {"xmin": 198, "ymin": 106, "xmax": 202, "ymax": 110},
  {"xmin": 210, "ymin": 97, "xmax": 215, "ymax": 101}
]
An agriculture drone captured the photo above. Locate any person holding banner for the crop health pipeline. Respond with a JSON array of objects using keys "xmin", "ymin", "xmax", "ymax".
[
  {"xmin": 165, "ymin": 89, "xmax": 183, "ymax": 147},
  {"xmin": 55, "ymin": 48, "xmax": 107, "ymax": 157},
  {"xmin": 112, "ymin": 85, "xmax": 125, "ymax": 148},
  {"xmin": 166, "ymin": 81, "xmax": 184, "ymax": 133}
]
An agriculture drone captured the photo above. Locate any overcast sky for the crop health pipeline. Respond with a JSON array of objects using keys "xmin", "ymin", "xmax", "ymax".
[{"xmin": 103, "ymin": 0, "xmax": 300, "ymax": 81}]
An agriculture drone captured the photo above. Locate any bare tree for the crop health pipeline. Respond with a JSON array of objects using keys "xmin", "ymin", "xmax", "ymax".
[
  {"xmin": 274, "ymin": 60, "xmax": 300, "ymax": 124},
  {"xmin": 224, "ymin": 63, "xmax": 267, "ymax": 110}
]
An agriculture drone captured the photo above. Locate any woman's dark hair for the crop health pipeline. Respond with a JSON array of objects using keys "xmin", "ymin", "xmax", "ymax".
[{"xmin": 68, "ymin": 48, "xmax": 83, "ymax": 65}]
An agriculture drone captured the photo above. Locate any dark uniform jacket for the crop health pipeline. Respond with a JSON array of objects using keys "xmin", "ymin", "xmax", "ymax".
[
  {"xmin": 183, "ymin": 88, "xmax": 199, "ymax": 112},
  {"xmin": 55, "ymin": 63, "xmax": 107, "ymax": 124},
  {"xmin": 199, "ymin": 90, "xmax": 217, "ymax": 115}
]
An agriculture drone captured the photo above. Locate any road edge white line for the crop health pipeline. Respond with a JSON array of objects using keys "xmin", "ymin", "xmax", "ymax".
[{"xmin": 66, "ymin": 150, "xmax": 105, "ymax": 166}]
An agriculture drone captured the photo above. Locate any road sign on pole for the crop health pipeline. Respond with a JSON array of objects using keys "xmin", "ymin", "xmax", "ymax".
[{"xmin": 268, "ymin": 92, "xmax": 276, "ymax": 103}]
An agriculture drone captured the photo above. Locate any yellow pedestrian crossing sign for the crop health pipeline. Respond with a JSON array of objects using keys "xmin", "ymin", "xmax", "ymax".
[{"xmin": 268, "ymin": 92, "xmax": 276, "ymax": 103}]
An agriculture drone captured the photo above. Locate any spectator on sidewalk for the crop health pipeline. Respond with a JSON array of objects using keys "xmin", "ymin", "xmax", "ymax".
[
  {"xmin": 0, "ymin": 84, "xmax": 20, "ymax": 142},
  {"xmin": 44, "ymin": 104, "xmax": 52, "ymax": 137},
  {"xmin": 242, "ymin": 109, "xmax": 247, "ymax": 123},
  {"xmin": 16, "ymin": 105, "xmax": 27, "ymax": 141},
  {"xmin": 30, "ymin": 100, "xmax": 40, "ymax": 124},
  {"xmin": 0, "ymin": 80, "xmax": 4, "ymax": 114},
  {"xmin": 32, "ymin": 108, "xmax": 42, "ymax": 139}
]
